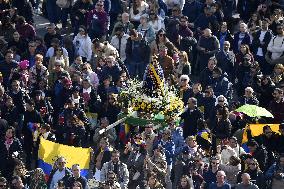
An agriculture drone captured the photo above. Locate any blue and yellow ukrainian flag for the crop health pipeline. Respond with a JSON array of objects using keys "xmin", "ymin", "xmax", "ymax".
[{"xmin": 38, "ymin": 138, "xmax": 92, "ymax": 177}]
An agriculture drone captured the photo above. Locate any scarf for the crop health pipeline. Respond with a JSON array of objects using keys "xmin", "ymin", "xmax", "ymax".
[{"xmin": 5, "ymin": 136, "xmax": 13, "ymax": 151}]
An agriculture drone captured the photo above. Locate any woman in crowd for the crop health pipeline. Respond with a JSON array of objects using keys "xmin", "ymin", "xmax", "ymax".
[
  {"xmin": 150, "ymin": 29, "xmax": 177, "ymax": 56},
  {"xmin": 177, "ymin": 175, "xmax": 194, "ymax": 189},
  {"xmin": 73, "ymin": 26, "xmax": 92, "ymax": 62},
  {"xmin": 146, "ymin": 171, "xmax": 164, "ymax": 189},
  {"xmin": 48, "ymin": 47, "xmax": 69, "ymax": 72},
  {"xmin": 69, "ymin": 56, "xmax": 84, "ymax": 75},
  {"xmin": 271, "ymin": 64, "xmax": 284, "ymax": 87},
  {"xmin": 81, "ymin": 63, "xmax": 99, "ymax": 89},
  {"xmin": 148, "ymin": 10, "xmax": 165, "ymax": 33},
  {"xmin": 235, "ymin": 44, "xmax": 254, "ymax": 68},
  {"xmin": 0, "ymin": 127, "xmax": 23, "ymax": 180},
  {"xmin": 238, "ymin": 158, "xmax": 266, "ymax": 189},
  {"xmin": 175, "ymin": 51, "xmax": 191, "ymax": 78},
  {"xmin": 147, "ymin": 0, "xmax": 165, "ymax": 19}
]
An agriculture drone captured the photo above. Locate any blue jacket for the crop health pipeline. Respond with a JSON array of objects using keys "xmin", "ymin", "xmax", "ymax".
[
  {"xmin": 233, "ymin": 32, "xmax": 251, "ymax": 53},
  {"xmin": 154, "ymin": 139, "xmax": 175, "ymax": 165},
  {"xmin": 171, "ymin": 127, "xmax": 185, "ymax": 155},
  {"xmin": 137, "ymin": 24, "xmax": 156, "ymax": 44},
  {"xmin": 182, "ymin": 0, "xmax": 203, "ymax": 23},
  {"xmin": 212, "ymin": 75, "xmax": 230, "ymax": 98}
]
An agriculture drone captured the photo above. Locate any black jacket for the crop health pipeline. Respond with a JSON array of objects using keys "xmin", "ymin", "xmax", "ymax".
[
  {"xmin": 212, "ymin": 119, "xmax": 232, "ymax": 139},
  {"xmin": 252, "ymin": 29, "xmax": 273, "ymax": 56},
  {"xmin": 181, "ymin": 108, "xmax": 204, "ymax": 138}
]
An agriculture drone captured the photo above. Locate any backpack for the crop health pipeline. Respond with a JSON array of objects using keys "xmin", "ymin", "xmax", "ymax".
[{"xmin": 56, "ymin": 0, "xmax": 71, "ymax": 8}]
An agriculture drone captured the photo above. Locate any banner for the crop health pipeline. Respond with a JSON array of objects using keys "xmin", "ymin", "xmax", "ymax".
[
  {"xmin": 38, "ymin": 137, "xmax": 92, "ymax": 177},
  {"xmin": 242, "ymin": 124, "xmax": 280, "ymax": 144}
]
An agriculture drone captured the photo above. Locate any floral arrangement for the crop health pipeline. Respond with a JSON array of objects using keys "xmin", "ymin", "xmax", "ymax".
[{"xmin": 118, "ymin": 57, "xmax": 184, "ymax": 122}]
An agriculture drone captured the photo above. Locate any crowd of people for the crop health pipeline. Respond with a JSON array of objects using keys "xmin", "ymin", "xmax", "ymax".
[{"xmin": 0, "ymin": 0, "xmax": 283, "ymax": 188}]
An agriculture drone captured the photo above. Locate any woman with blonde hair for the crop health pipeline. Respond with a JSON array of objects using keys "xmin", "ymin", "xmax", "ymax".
[
  {"xmin": 271, "ymin": 64, "xmax": 284, "ymax": 86},
  {"xmin": 175, "ymin": 51, "xmax": 191, "ymax": 78}
]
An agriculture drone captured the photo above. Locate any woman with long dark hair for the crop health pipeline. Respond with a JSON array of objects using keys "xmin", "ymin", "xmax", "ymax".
[
  {"xmin": 0, "ymin": 127, "xmax": 23, "ymax": 181},
  {"xmin": 150, "ymin": 29, "xmax": 177, "ymax": 56}
]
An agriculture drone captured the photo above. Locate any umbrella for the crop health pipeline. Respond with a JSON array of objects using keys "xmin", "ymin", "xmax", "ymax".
[{"xmin": 236, "ymin": 104, "xmax": 274, "ymax": 118}]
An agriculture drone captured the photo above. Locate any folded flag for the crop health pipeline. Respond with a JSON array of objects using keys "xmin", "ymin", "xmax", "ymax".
[
  {"xmin": 28, "ymin": 122, "xmax": 38, "ymax": 132},
  {"xmin": 38, "ymin": 137, "xmax": 92, "ymax": 177}
]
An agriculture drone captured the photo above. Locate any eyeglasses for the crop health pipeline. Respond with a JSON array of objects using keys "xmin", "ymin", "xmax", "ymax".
[
  {"xmin": 0, "ymin": 184, "xmax": 6, "ymax": 188},
  {"xmin": 58, "ymin": 161, "xmax": 66, "ymax": 164},
  {"xmin": 211, "ymin": 162, "xmax": 219, "ymax": 165},
  {"xmin": 181, "ymin": 79, "xmax": 187, "ymax": 82},
  {"xmin": 159, "ymin": 33, "xmax": 165, "ymax": 36},
  {"xmin": 96, "ymin": 4, "xmax": 103, "ymax": 7},
  {"xmin": 180, "ymin": 20, "xmax": 186, "ymax": 22},
  {"xmin": 29, "ymin": 45, "xmax": 35, "ymax": 47},
  {"xmin": 55, "ymin": 65, "xmax": 62, "ymax": 67}
]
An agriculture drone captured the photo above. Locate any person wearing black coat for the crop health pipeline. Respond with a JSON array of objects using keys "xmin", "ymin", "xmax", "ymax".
[
  {"xmin": 199, "ymin": 86, "xmax": 216, "ymax": 120},
  {"xmin": 212, "ymin": 107, "xmax": 232, "ymax": 140},
  {"xmin": 0, "ymin": 127, "xmax": 23, "ymax": 181},
  {"xmin": 247, "ymin": 140, "xmax": 268, "ymax": 172},
  {"xmin": 66, "ymin": 164, "xmax": 88, "ymax": 189},
  {"xmin": 199, "ymin": 57, "xmax": 217, "ymax": 89},
  {"xmin": 237, "ymin": 158, "xmax": 266, "ymax": 189},
  {"xmin": 251, "ymin": 20, "xmax": 273, "ymax": 74},
  {"xmin": 216, "ymin": 41, "xmax": 235, "ymax": 80},
  {"xmin": 180, "ymin": 97, "xmax": 204, "ymax": 138},
  {"xmin": 196, "ymin": 29, "xmax": 220, "ymax": 73},
  {"xmin": 23, "ymin": 99, "xmax": 43, "ymax": 170}
]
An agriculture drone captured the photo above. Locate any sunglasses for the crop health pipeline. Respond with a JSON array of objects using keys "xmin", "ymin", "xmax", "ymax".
[
  {"xmin": 218, "ymin": 100, "xmax": 224, "ymax": 102},
  {"xmin": 211, "ymin": 162, "xmax": 219, "ymax": 165},
  {"xmin": 79, "ymin": 29, "xmax": 85, "ymax": 32}
]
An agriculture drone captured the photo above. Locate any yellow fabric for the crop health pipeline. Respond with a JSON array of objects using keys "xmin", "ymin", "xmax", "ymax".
[
  {"xmin": 242, "ymin": 124, "xmax": 280, "ymax": 144},
  {"xmin": 38, "ymin": 137, "xmax": 91, "ymax": 169}
]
